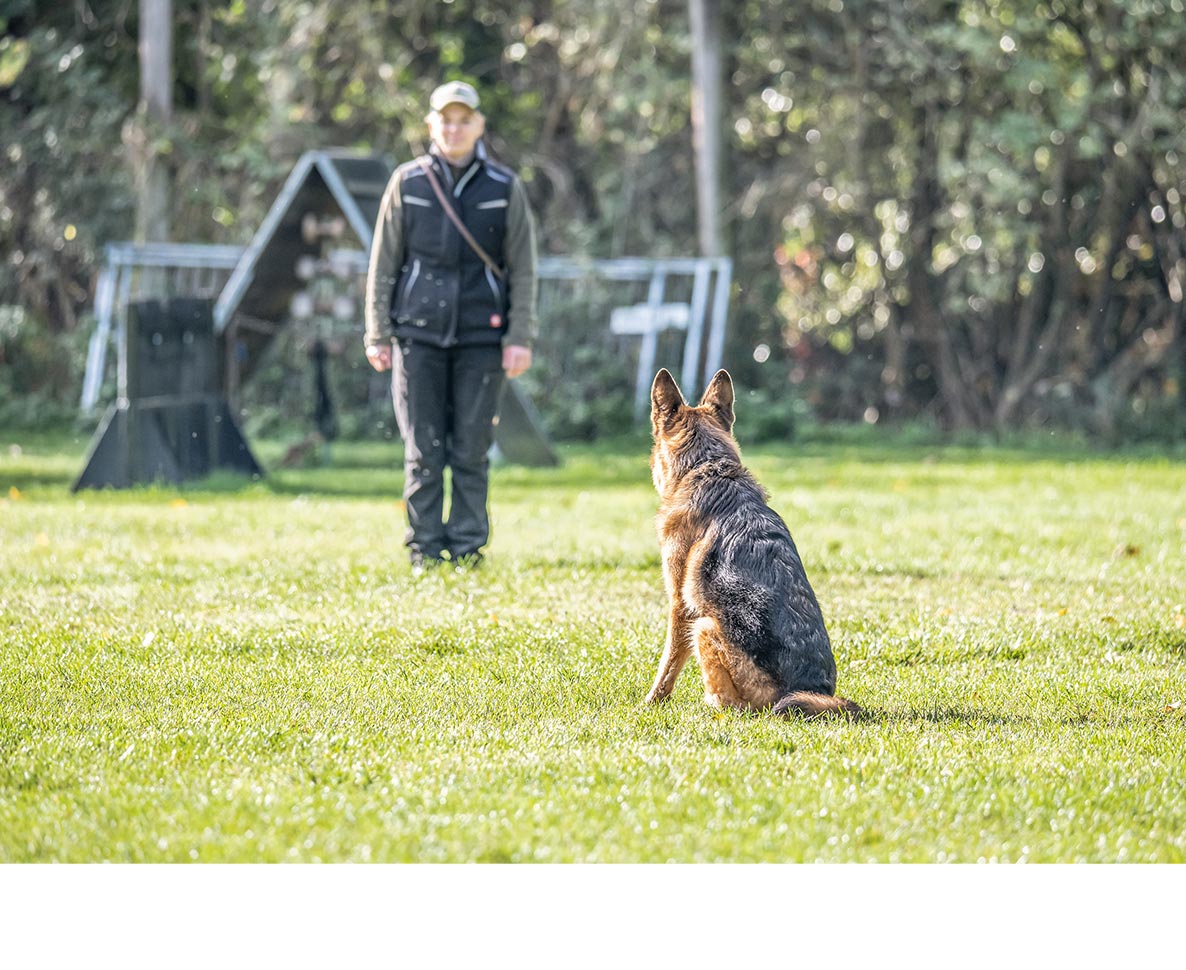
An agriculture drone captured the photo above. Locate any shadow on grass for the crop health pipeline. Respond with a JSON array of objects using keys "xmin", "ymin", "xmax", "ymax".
[
  {"xmin": 258, "ymin": 471, "xmax": 402, "ymax": 499},
  {"xmin": 5, "ymin": 426, "xmax": 1185, "ymax": 500},
  {"xmin": 783, "ymin": 423, "xmax": 1186, "ymax": 466},
  {"xmin": 3, "ymin": 470, "xmax": 79, "ymax": 491},
  {"xmin": 7, "ymin": 451, "xmax": 651, "ymax": 500},
  {"xmin": 859, "ymin": 707, "xmax": 1036, "ymax": 727},
  {"xmin": 861, "ymin": 706, "xmax": 1156, "ymax": 727},
  {"xmin": 665, "ymin": 703, "xmax": 1040, "ymax": 729}
]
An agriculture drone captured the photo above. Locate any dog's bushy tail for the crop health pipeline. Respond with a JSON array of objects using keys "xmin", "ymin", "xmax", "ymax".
[{"xmin": 773, "ymin": 692, "xmax": 863, "ymax": 720}]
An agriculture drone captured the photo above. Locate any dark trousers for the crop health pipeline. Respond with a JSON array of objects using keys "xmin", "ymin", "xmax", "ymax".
[{"xmin": 391, "ymin": 339, "xmax": 505, "ymax": 560}]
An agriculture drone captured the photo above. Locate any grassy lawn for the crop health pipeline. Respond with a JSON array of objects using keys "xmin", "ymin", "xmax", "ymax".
[{"xmin": 1, "ymin": 428, "xmax": 1184, "ymax": 863}]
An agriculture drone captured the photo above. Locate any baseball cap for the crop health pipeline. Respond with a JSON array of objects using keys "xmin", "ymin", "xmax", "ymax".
[{"xmin": 429, "ymin": 81, "xmax": 480, "ymax": 112}]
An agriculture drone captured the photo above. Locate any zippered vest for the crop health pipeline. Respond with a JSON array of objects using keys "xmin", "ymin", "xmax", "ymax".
[{"xmin": 389, "ymin": 149, "xmax": 514, "ymax": 347}]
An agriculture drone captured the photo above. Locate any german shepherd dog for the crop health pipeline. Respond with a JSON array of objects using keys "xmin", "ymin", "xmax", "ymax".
[{"xmin": 645, "ymin": 368, "xmax": 860, "ymax": 718}]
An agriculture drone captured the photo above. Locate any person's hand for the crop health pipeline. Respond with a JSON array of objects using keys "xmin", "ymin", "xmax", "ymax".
[
  {"xmin": 366, "ymin": 344, "xmax": 392, "ymax": 372},
  {"xmin": 502, "ymin": 344, "xmax": 532, "ymax": 378}
]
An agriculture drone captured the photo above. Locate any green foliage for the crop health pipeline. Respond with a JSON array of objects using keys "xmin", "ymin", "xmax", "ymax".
[
  {"xmin": 238, "ymin": 324, "xmax": 396, "ymax": 443},
  {"xmin": 729, "ymin": 0, "xmax": 1186, "ymax": 433},
  {"xmin": 732, "ymin": 385, "xmax": 803, "ymax": 444},
  {"xmin": 0, "ymin": 305, "xmax": 85, "ymax": 428},
  {"xmin": 520, "ymin": 340, "xmax": 635, "ymax": 441},
  {"xmin": 2, "ymin": 434, "xmax": 1185, "ymax": 862},
  {"xmin": 0, "ymin": 10, "xmax": 135, "ymax": 332},
  {"xmin": 519, "ymin": 285, "xmax": 638, "ymax": 440},
  {"xmin": 5, "ymin": 0, "xmax": 1186, "ymax": 441}
]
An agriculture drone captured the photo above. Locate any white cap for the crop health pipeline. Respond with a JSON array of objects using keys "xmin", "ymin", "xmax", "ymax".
[{"xmin": 429, "ymin": 81, "xmax": 480, "ymax": 112}]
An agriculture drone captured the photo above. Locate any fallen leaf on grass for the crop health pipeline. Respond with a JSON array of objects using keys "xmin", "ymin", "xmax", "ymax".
[
  {"xmin": 1165, "ymin": 702, "xmax": 1182, "ymax": 713},
  {"xmin": 170, "ymin": 498, "xmax": 188, "ymax": 509},
  {"xmin": 8, "ymin": 487, "xmax": 21, "ymax": 501}
]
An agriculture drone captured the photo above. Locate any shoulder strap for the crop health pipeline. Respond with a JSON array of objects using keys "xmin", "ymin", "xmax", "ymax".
[{"xmin": 418, "ymin": 158, "xmax": 505, "ymax": 280}]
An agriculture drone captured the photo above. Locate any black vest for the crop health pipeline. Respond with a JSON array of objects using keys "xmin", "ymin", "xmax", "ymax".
[{"xmin": 389, "ymin": 148, "xmax": 514, "ymax": 347}]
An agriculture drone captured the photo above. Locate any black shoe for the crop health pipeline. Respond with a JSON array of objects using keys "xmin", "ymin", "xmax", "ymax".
[{"xmin": 410, "ymin": 552, "xmax": 446, "ymax": 577}]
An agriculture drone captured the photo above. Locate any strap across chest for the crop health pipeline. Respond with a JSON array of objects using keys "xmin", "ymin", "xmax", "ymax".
[{"xmin": 417, "ymin": 158, "xmax": 505, "ymax": 281}]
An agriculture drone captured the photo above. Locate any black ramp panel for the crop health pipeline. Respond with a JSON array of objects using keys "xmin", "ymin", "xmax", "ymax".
[
  {"xmin": 73, "ymin": 298, "xmax": 263, "ymax": 490},
  {"xmin": 494, "ymin": 382, "xmax": 560, "ymax": 467}
]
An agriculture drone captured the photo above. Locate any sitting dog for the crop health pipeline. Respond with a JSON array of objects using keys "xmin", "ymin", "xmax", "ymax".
[{"xmin": 645, "ymin": 368, "xmax": 860, "ymax": 719}]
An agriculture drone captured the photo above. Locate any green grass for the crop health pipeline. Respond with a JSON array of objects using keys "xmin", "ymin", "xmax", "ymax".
[{"xmin": 1, "ymin": 429, "xmax": 1184, "ymax": 863}]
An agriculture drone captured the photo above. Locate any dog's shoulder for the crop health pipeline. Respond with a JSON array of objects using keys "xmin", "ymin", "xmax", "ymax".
[{"xmin": 688, "ymin": 455, "xmax": 770, "ymax": 511}]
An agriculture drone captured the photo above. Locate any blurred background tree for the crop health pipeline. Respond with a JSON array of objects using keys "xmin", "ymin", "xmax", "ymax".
[
  {"xmin": 2, "ymin": 0, "xmax": 1185, "ymax": 441},
  {"xmin": 731, "ymin": 0, "xmax": 1186, "ymax": 441}
]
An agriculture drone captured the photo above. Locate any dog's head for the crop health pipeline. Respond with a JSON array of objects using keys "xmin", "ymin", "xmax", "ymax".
[{"xmin": 650, "ymin": 368, "xmax": 737, "ymax": 495}]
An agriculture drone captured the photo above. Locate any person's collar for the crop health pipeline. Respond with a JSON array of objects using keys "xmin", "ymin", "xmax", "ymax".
[{"xmin": 429, "ymin": 139, "xmax": 485, "ymax": 171}]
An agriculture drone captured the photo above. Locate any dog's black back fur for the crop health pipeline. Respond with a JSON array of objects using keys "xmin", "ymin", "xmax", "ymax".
[{"xmin": 683, "ymin": 449, "xmax": 838, "ymax": 697}]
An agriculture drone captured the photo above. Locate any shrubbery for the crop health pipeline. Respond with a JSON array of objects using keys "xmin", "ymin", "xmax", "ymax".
[
  {"xmin": 237, "ymin": 325, "xmax": 397, "ymax": 443},
  {"xmin": 0, "ymin": 306, "xmax": 86, "ymax": 429}
]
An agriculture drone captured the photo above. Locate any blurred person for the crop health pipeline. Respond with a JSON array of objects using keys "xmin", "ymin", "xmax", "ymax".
[{"xmin": 364, "ymin": 80, "xmax": 539, "ymax": 572}]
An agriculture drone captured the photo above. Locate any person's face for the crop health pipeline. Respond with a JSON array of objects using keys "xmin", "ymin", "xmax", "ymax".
[{"xmin": 429, "ymin": 104, "xmax": 485, "ymax": 164}]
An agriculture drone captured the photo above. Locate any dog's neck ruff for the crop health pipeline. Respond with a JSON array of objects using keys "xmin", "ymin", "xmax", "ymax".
[
  {"xmin": 667, "ymin": 423, "xmax": 741, "ymax": 481},
  {"xmin": 662, "ymin": 453, "xmax": 751, "ymax": 504},
  {"xmin": 683, "ymin": 455, "xmax": 745, "ymax": 481}
]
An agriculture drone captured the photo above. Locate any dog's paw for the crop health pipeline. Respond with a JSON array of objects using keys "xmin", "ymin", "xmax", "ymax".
[{"xmin": 703, "ymin": 691, "xmax": 728, "ymax": 710}]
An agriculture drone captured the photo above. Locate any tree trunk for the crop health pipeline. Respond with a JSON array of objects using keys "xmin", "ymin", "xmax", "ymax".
[
  {"xmin": 688, "ymin": 0, "xmax": 724, "ymax": 259},
  {"xmin": 906, "ymin": 104, "xmax": 982, "ymax": 430},
  {"xmin": 135, "ymin": 0, "xmax": 172, "ymax": 247}
]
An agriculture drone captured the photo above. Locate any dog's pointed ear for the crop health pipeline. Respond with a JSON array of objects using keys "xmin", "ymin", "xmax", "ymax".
[
  {"xmin": 651, "ymin": 368, "xmax": 685, "ymax": 420},
  {"xmin": 699, "ymin": 369, "xmax": 735, "ymax": 430}
]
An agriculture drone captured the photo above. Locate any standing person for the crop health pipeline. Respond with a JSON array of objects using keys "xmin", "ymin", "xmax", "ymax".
[{"xmin": 364, "ymin": 80, "xmax": 539, "ymax": 573}]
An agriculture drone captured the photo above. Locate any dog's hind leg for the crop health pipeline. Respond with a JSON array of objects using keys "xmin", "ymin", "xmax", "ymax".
[
  {"xmin": 645, "ymin": 604, "xmax": 694, "ymax": 704},
  {"xmin": 691, "ymin": 617, "xmax": 748, "ymax": 710},
  {"xmin": 693, "ymin": 617, "xmax": 786, "ymax": 712}
]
